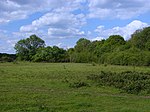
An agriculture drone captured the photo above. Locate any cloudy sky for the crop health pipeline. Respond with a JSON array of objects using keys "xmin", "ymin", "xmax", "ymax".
[{"xmin": 0, "ymin": 0, "xmax": 150, "ymax": 53}]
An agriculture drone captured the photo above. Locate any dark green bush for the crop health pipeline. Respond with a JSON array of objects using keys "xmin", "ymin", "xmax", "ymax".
[{"xmin": 87, "ymin": 71, "xmax": 150, "ymax": 94}]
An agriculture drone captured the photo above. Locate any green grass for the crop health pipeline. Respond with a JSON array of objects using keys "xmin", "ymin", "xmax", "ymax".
[{"xmin": 0, "ymin": 62, "xmax": 150, "ymax": 112}]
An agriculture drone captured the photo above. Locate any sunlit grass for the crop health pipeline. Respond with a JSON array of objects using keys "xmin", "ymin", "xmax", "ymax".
[{"xmin": 0, "ymin": 62, "xmax": 150, "ymax": 112}]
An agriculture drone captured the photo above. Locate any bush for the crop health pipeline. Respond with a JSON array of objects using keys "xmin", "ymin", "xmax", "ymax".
[{"xmin": 87, "ymin": 71, "xmax": 150, "ymax": 94}]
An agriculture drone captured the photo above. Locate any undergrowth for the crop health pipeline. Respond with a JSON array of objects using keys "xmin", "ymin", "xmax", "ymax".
[{"xmin": 87, "ymin": 71, "xmax": 150, "ymax": 94}]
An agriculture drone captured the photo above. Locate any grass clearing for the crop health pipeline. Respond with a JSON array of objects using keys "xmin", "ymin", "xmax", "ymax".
[{"xmin": 0, "ymin": 62, "xmax": 150, "ymax": 112}]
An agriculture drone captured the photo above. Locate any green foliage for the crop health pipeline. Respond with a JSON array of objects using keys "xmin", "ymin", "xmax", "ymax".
[
  {"xmin": 67, "ymin": 48, "xmax": 75, "ymax": 62},
  {"xmin": 99, "ymin": 49, "xmax": 150, "ymax": 66},
  {"xmin": 106, "ymin": 35, "xmax": 125, "ymax": 44},
  {"xmin": 130, "ymin": 27, "xmax": 150, "ymax": 49},
  {"xmin": 67, "ymin": 28, "xmax": 150, "ymax": 66},
  {"xmin": 75, "ymin": 38, "xmax": 91, "ymax": 52},
  {"xmin": 32, "ymin": 46, "xmax": 68, "ymax": 62},
  {"xmin": 101, "ymin": 35, "xmax": 126, "ymax": 53},
  {"xmin": 0, "ymin": 53, "xmax": 16, "ymax": 62},
  {"xmin": 145, "ymin": 40, "xmax": 150, "ymax": 51},
  {"xmin": 1, "ymin": 63, "xmax": 150, "ymax": 112},
  {"xmin": 87, "ymin": 71, "xmax": 150, "ymax": 94},
  {"xmin": 13, "ymin": 27, "xmax": 150, "ymax": 66},
  {"xmin": 14, "ymin": 34, "xmax": 45, "ymax": 61}
]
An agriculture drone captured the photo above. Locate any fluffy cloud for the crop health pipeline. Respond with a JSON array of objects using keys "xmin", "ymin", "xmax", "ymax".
[
  {"xmin": 20, "ymin": 25, "xmax": 38, "ymax": 32},
  {"xmin": 20, "ymin": 10, "xmax": 86, "ymax": 38},
  {"xmin": 94, "ymin": 20, "xmax": 149, "ymax": 40},
  {"xmin": 1, "ymin": 0, "xmax": 150, "ymax": 24},
  {"xmin": 16, "ymin": 0, "xmax": 87, "ymax": 39},
  {"xmin": 0, "ymin": 0, "xmax": 34, "ymax": 24},
  {"xmin": 23, "ymin": 13, "xmax": 86, "ymax": 30},
  {"xmin": 0, "ymin": 0, "xmax": 85, "ymax": 24},
  {"xmin": 0, "ymin": 30, "xmax": 18, "ymax": 53},
  {"xmin": 88, "ymin": 0, "xmax": 150, "ymax": 19}
]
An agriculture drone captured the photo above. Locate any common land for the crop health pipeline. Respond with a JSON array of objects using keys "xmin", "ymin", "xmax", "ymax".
[{"xmin": 0, "ymin": 62, "xmax": 150, "ymax": 112}]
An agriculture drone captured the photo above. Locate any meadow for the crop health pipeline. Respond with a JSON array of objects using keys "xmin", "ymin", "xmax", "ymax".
[{"xmin": 0, "ymin": 62, "xmax": 150, "ymax": 112}]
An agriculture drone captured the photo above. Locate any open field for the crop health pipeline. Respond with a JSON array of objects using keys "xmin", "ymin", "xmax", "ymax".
[{"xmin": 0, "ymin": 62, "xmax": 150, "ymax": 112}]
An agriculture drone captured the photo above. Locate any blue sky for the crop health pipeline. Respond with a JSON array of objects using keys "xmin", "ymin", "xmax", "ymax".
[{"xmin": 0, "ymin": 0, "xmax": 150, "ymax": 53}]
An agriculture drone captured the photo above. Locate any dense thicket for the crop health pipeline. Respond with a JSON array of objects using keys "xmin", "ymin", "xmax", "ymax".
[
  {"xmin": 12, "ymin": 26, "xmax": 150, "ymax": 66},
  {"xmin": 69, "ymin": 27, "xmax": 150, "ymax": 66}
]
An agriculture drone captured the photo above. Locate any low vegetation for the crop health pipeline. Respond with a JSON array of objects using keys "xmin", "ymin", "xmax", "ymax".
[
  {"xmin": 0, "ymin": 63, "xmax": 150, "ymax": 112},
  {"xmin": 87, "ymin": 71, "xmax": 150, "ymax": 94}
]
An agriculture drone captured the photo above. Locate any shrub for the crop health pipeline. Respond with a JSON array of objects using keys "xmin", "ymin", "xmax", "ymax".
[{"xmin": 87, "ymin": 71, "xmax": 150, "ymax": 94}]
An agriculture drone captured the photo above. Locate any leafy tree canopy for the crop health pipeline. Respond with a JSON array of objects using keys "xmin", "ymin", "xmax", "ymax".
[
  {"xmin": 130, "ymin": 27, "xmax": 150, "ymax": 50},
  {"xmin": 13, "ymin": 27, "xmax": 150, "ymax": 66},
  {"xmin": 14, "ymin": 34, "xmax": 45, "ymax": 61}
]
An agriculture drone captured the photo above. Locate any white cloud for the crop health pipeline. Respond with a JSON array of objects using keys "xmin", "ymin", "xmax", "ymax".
[
  {"xmin": 92, "ymin": 36, "xmax": 104, "ymax": 41},
  {"xmin": 0, "ymin": 30, "xmax": 17, "ymax": 53},
  {"xmin": 94, "ymin": 20, "xmax": 149, "ymax": 40},
  {"xmin": 0, "ymin": 0, "xmax": 86, "ymax": 24},
  {"xmin": 56, "ymin": 43, "xmax": 62, "ymax": 48},
  {"xmin": 6, "ymin": 40, "xmax": 18, "ymax": 47},
  {"xmin": 30, "ymin": 13, "xmax": 86, "ymax": 29},
  {"xmin": 0, "ymin": 0, "xmax": 87, "ymax": 53},
  {"xmin": 16, "ymin": 0, "xmax": 87, "ymax": 39},
  {"xmin": 0, "ymin": 0, "xmax": 31, "ymax": 24},
  {"xmin": 48, "ymin": 28, "xmax": 85, "ymax": 38},
  {"xmin": 20, "ymin": 25, "xmax": 38, "ymax": 32},
  {"xmin": 88, "ymin": 0, "xmax": 150, "ymax": 19},
  {"xmin": 0, "ymin": 0, "xmax": 150, "ymax": 24},
  {"xmin": 20, "ymin": 10, "xmax": 86, "ymax": 39}
]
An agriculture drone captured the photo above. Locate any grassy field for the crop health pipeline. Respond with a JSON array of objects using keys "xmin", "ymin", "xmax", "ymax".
[{"xmin": 0, "ymin": 62, "xmax": 150, "ymax": 112}]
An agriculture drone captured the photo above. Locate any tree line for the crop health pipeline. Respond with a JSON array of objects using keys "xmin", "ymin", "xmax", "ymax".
[
  {"xmin": 0, "ymin": 53, "xmax": 16, "ymax": 62},
  {"xmin": 1, "ymin": 27, "xmax": 150, "ymax": 66}
]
